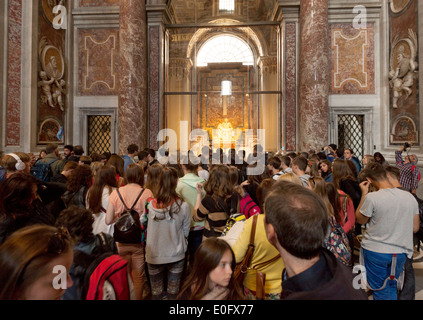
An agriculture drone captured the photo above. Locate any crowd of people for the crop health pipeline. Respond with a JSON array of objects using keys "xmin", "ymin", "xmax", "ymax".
[{"xmin": 0, "ymin": 141, "xmax": 420, "ymax": 301}]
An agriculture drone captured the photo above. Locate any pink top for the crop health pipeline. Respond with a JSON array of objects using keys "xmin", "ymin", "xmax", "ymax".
[
  {"xmin": 338, "ymin": 190, "xmax": 355, "ymax": 234},
  {"xmin": 108, "ymin": 184, "xmax": 153, "ymax": 219}
]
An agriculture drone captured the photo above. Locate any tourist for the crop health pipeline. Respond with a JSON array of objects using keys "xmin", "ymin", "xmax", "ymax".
[
  {"xmin": 178, "ymin": 237, "xmax": 244, "ymax": 300},
  {"xmin": 145, "ymin": 166, "xmax": 191, "ymax": 300},
  {"xmin": 0, "ymin": 225, "xmax": 74, "ymax": 300}
]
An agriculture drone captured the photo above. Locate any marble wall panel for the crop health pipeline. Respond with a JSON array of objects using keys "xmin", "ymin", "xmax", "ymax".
[
  {"xmin": 330, "ymin": 23, "xmax": 375, "ymax": 95},
  {"xmin": 285, "ymin": 22, "xmax": 297, "ymax": 151},
  {"xmin": 148, "ymin": 25, "xmax": 160, "ymax": 150},
  {"xmin": 78, "ymin": 29, "xmax": 119, "ymax": 96},
  {"xmin": 6, "ymin": 0, "xmax": 22, "ymax": 146},
  {"xmin": 79, "ymin": 0, "xmax": 119, "ymax": 7}
]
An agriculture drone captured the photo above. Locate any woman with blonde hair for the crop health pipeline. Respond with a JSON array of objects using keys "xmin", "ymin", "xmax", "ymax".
[{"xmin": 277, "ymin": 172, "xmax": 303, "ymax": 186}]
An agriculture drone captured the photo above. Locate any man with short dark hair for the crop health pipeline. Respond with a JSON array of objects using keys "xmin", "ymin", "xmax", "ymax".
[
  {"xmin": 356, "ymin": 163, "xmax": 419, "ymax": 300},
  {"xmin": 145, "ymin": 148, "xmax": 158, "ymax": 167},
  {"xmin": 63, "ymin": 145, "xmax": 74, "ymax": 161},
  {"xmin": 123, "ymin": 144, "xmax": 139, "ymax": 172},
  {"xmin": 38, "ymin": 143, "xmax": 62, "ymax": 177},
  {"xmin": 51, "ymin": 161, "xmax": 78, "ymax": 185},
  {"xmin": 68, "ymin": 145, "xmax": 84, "ymax": 163},
  {"xmin": 280, "ymin": 155, "xmax": 292, "ymax": 174},
  {"xmin": 344, "ymin": 148, "xmax": 362, "ymax": 175},
  {"xmin": 291, "ymin": 156, "xmax": 310, "ymax": 187},
  {"xmin": 267, "ymin": 157, "xmax": 282, "ymax": 180},
  {"xmin": 264, "ymin": 180, "xmax": 367, "ymax": 300}
]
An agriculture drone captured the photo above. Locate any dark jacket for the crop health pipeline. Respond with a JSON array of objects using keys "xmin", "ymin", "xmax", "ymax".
[
  {"xmin": 281, "ymin": 249, "xmax": 368, "ymax": 300},
  {"xmin": 0, "ymin": 199, "xmax": 56, "ymax": 245},
  {"xmin": 61, "ymin": 186, "xmax": 89, "ymax": 209}
]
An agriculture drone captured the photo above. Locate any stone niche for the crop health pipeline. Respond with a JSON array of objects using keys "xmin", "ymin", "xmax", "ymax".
[{"xmin": 389, "ymin": 0, "xmax": 419, "ymax": 145}]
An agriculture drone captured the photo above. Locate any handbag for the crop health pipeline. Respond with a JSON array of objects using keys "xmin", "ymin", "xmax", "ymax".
[
  {"xmin": 234, "ymin": 215, "xmax": 258, "ymax": 285},
  {"xmin": 113, "ymin": 188, "xmax": 145, "ymax": 244},
  {"xmin": 252, "ymin": 254, "xmax": 281, "ymax": 300},
  {"xmin": 323, "ymin": 216, "xmax": 352, "ymax": 266}
]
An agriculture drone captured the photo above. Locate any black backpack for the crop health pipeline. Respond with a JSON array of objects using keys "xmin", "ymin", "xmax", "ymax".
[{"xmin": 113, "ymin": 188, "xmax": 145, "ymax": 244}]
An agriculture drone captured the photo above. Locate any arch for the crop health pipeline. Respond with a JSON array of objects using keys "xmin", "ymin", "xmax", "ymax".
[
  {"xmin": 196, "ymin": 34, "xmax": 254, "ymax": 66},
  {"xmin": 186, "ymin": 19, "xmax": 264, "ymax": 63}
]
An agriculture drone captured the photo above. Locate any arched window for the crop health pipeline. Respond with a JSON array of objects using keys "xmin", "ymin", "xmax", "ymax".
[{"xmin": 196, "ymin": 35, "xmax": 254, "ymax": 67}]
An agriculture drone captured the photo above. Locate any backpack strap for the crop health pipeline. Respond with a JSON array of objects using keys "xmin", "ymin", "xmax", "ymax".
[
  {"xmin": 249, "ymin": 214, "xmax": 258, "ymax": 246},
  {"xmin": 252, "ymin": 254, "xmax": 281, "ymax": 270},
  {"xmin": 117, "ymin": 188, "xmax": 145, "ymax": 211}
]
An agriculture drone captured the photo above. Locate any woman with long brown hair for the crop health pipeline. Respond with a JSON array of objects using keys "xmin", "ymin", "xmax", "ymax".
[
  {"xmin": 319, "ymin": 159, "xmax": 333, "ymax": 182},
  {"xmin": 0, "ymin": 172, "xmax": 55, "ymax": 245},
  {"xmin": 106, "ymin": 154, "xmax": 125, "ymax": 187},
  {"xmin": 193, "ymin": 165, "xmax": 239, "ymax": 240},
  {"xmin": 145, "ymin": 162, "xmax": 164, "ymax": 197},
  {"xmin": 0, "ymin": 225, "xmax": 74, "ymax": 300},
  {"xmin": 86, "ymin": 165, "xmax": 118, "ymax": 236},
  {"xmin": 61, "ymin": 164, "xmax": 93, "ymax": 209},
  {"xmin": 332, "ymin": 159, "xmax": 362, "ymax": 210},
  {"xmin": 144, "ymin": 166, "xmax": 191, "ymax": 300},
  {"xmin": 178, "ymin": 237, "xmax": 244, "ymax": 300},
  {"xmin": 308, "ymin": 176, "xmax": 352, "ymax": 267}
]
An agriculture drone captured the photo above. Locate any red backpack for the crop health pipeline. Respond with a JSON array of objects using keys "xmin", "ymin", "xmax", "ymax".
[
  {"xmin": 240, "ymin": 193, "xmax": 261, "ymax": 219},
  {"xmin": 85, "ymin": 254, "xmax": 135, "ymax": 300}
]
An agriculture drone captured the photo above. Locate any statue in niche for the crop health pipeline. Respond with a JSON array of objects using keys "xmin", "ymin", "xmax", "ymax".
[
  {"xmin": 38, "ymin": 37, "xmax": 66, "ymax": 112},
  {"xmin": 389, "ymin": 29, "xmax": 418, "ymax": 109}
]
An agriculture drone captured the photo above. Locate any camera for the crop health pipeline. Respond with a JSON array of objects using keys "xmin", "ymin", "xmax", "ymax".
[{"xmin": 404, "ymin": 142, "xmax": 411, "ymax": 149}]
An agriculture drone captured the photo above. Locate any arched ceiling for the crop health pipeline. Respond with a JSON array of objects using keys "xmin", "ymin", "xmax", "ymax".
[{"xmin": 168, "ymin": 0, "xmax": 278, "ymax": 24}]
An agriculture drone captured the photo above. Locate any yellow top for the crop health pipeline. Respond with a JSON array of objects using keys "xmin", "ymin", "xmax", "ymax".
[{"xmin": 231, "ymin": 214, "xmax": 284, "ymax": 294}]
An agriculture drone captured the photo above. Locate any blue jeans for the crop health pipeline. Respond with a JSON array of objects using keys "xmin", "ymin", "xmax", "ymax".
[{"xmin": 362, "ymin": 249, "xmax": 407, "ymax": 300}]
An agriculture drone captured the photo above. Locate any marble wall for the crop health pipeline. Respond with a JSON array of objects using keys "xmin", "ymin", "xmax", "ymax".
[
  {"xmin": 71, "ymin": 0, "xmax": 120, "ymax": 153},
  {"xmin": 5, "ymin": 0, "xmax": 22, "ymax": 147}
]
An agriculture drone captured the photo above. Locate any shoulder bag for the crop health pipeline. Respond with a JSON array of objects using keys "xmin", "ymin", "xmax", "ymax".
[{"xmin": 234, "ymin": 214, "xmax": 258, "ymax": 285}]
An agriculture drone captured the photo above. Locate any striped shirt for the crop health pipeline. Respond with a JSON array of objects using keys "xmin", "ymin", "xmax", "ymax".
[{"xmin": 195, "ymin": 194, "xmax": 237, "ymax": 239}]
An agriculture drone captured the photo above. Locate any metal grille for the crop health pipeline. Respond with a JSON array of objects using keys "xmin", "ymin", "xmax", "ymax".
[
  {"xmin": 338, "ymin": 114, "xmax": 364, "ymax": 161},
  {"xmin": 87, "ymin": 115, "xmax": 112, "ymax": 155}
]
